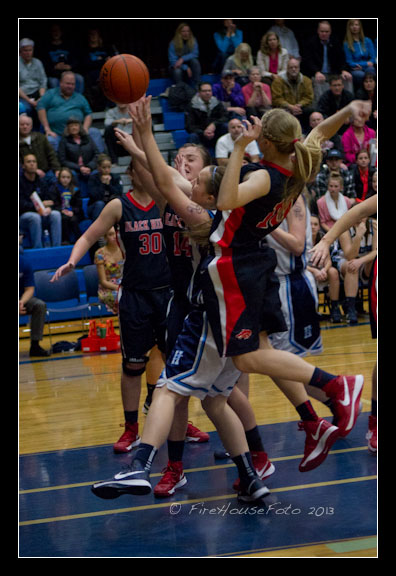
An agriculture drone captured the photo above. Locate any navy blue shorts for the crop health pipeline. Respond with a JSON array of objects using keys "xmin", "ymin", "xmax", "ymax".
[
  {"xmin": 157, "ymin": 308, "xmax": 241, "ymax": 400},
  {"xmin": 200, "ymin": 243, "xmax": 287, "ymax": 357},
  {"xmin": 118, "ymin": 285, "xmax": 171, "ymax": 363}
]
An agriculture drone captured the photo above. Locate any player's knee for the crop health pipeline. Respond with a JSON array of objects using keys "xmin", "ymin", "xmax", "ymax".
[{"xmin": 122, "ymin": 358, "xmax": 147, "ymax": 378}]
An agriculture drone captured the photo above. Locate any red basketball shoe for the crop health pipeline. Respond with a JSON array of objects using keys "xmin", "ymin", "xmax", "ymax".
[
  {"xmin": 113, "ymin": 422, "xmax": 141, "ymax": 453},
  {"xmin": 299, "ymin": 418, "xmax": 339, "ymax": 472},
  {"xmin": 323, "ymin": 375, "xmax": 364, "ymax": 437},
  {"xmin": 154, "ymin": 461, "xmax": 187, "ymax": 497},
  {"xmin": 366, "ymin": 415, "xmax": 377, "ymax": 454},
  {"xmin": 233, "ymin": 451, "xmax": 275, "ymax": 490}
]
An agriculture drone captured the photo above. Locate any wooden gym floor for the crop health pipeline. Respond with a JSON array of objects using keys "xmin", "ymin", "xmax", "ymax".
[{"xmin": 19, "ymin": 311, "xmax": 377, "ymax": 558}]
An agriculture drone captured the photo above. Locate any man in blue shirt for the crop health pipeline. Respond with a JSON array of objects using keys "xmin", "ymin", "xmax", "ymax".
[{"xmin": 37, "ymin": 71, "xmax": 104, "ymax": 152}]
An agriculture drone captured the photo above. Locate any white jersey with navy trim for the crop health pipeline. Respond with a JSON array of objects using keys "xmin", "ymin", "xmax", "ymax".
[{"xmin": 266, "ymin": 199, "xmax": 323, "ymax": 356}]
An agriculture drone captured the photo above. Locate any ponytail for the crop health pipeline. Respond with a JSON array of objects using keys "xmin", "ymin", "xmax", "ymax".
[{"xmin": 260, "ymin": 108, "xmax": 323, "ymax": 202}]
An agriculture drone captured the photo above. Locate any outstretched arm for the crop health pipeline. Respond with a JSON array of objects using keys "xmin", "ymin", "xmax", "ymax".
[
  {"xmin": 309, "ymin": 194, "xmax": 377, "ymax": 267},
  {"xmin": 128, "ymin": 97, "xmax": 210, "ymax": 228},
  {"xmin": 305, "ymin": 100, "xmax": 372, "ymax": 147},
  {"xmin": 51, "ymin": 199, "xmax": 122, "ymax": 281},
  {"xmin": 216, "ymin": 116, "xmax": 270, "ymax": 211}
]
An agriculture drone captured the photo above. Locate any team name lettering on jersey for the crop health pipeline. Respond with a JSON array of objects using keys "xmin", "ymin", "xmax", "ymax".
[
  {"xmin": 124, "ymin": 218, "xmax": 164, "ymax": 232},
  {"xmin": 164, "ymin": 211, "xmax": 185, "ymax": 229},
  {"xmin": 256, "ymin": 198, "xmax": 294, "ymax": 230}
]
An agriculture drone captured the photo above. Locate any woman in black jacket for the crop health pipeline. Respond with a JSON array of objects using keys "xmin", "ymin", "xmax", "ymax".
[
  {"xmin": 87, "ymin": 153, "xmax": 123, "ymax": 221},
  {"xmin": 46, "ymin": 166, "xmax": 84, "ymax": 243},
  {"xmin": 57, "ymin": 116, "xmax": 98, "ymax": 196}
]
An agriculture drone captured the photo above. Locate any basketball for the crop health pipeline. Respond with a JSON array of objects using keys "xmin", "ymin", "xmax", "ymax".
[{"xmin": 99, "ymin": 54, "xmax": 150, "ymax": 105}]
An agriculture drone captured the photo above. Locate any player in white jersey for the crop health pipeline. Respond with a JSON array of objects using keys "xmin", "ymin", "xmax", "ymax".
[{"xmin": 267, "ymin": 194, "xmax": 322, "ymax": 356}]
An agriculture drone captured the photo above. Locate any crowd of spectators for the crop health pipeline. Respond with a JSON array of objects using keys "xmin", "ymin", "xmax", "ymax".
[{"xmin": 19, "ymin": 18, "xmax": 377, "ymax": 250}]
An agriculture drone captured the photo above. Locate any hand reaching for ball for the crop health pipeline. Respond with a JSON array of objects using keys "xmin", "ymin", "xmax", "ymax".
[{"xmin": 128, "ymin": 96, "xmax": 153, "ymax": 135}]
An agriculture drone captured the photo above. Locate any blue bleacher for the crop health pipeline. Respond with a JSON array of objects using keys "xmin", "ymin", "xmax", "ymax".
[
  {"xmin": 147, "ymin": 78, "xmax": 172, "ymax": 97},
  {"xmin": 20, "ymin": 246, "xmax": 113, "ymax": 325}
]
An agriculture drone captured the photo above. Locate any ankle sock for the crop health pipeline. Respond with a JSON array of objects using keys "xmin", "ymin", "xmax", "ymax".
[
  {"xmin": 167, "ymin": 439, "xmax": 185, "ymax": 462},
  {"xmin": 245, "ymin": 426, "xmax": 264, "ymax": 452},
  {"xmin": 232, "ymin": 452, "xmax": 256, "ymax": 482},
  {"xmin": 124, "ymin": 410, "xmax": 138, "ymax": 424},
  {"xmin": 134, "ymin": 442, "xmax": 158, "ymax": 471},
  {"xmin": 308, "ymin": 367, "xmax": 336, "ymax": 389},
  {"xmin": 296, "ymin": 400, "xmax": 318, "ymax": 421},
  {"xmin": 146, "ymin": 383, "xmax": 156, "ymax": 401}
]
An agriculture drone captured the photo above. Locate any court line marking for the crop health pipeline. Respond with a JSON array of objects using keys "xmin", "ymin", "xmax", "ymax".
[
  {"xmin": 19, "ymin": 474, "xmax": 376, "ymax": 526},
  {"xmin": 212, "ymin": 535, "xmax": 377, "ymax": 557},
  {"xmin": 19, "ymin": 446, "xmax": 371, "ymax": 495}
]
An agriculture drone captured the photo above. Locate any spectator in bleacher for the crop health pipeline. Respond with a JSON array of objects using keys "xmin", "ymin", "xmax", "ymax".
[
  {"xmin": 19, "ymin": 38, "xmax": 48, "ymax": 129},
  {"xmin": 87, "ymin": 154, "xmax": 123, "ymax": 222},
  {"xmin": 57, "ymin": 116, "xmax": 99, "ymax": 196},
  {"xmin": 270, "ymin": 57, "xmax": 315, "ymax": 133},
  {"xmin": 242, "ymin": 66, "xmax": 272, "ymax": 118},
  {"xmin": 19, "ymin": 114, "xmax": 61, "ymax": 184},
  {"xmin": 317, "ymin": 172, "xmax": 354, "ymax": 232},
  {"xmin": 19, "ymin": 252, "xmax": 51, "ymax": 357},
  {"xmin": 317, "ymin": 74, "xmax": 355, "ymax": 134},
  {"xmin": 215, "ymin": 118, "xmax": 260, "ymax": 166},
  {"xmin": 213, "ymin": 19, "xmax": 243, "ymax": 73},
  {"xmin": 343, "ymin": 19, "xmax": 376, "ymax": 91},
  {"xmin": 335, "ymin": 216, "xmax": 377, "ymax": 324},
  {"xmin": 222, "ymin": 42, "xmax": 254, "ymax": 86},
  {"xmin": 268, "ymin": 20, "xmax": 301, "ymax": 60},
  {"xmin": 313, "ymin": 148, "xmax": 356, "ymax": 204},
  {"xmin": 341, "ymin": 108, "xmax": 376, "ymax": 166},
  {"xmin": 19, "ymin": 154, "xmax": 62, "ymax": 248},
  {"xmin": 37, "ymin": 71, "xmax": 104, "ymax": 153},
  {"xmin": 301, "ymin": 20, "xmax": 353, "ymax": 104},
  {"xmin": 355, "ymin": 70, "xmax": 377, "ymax": 130},
  {"xmin": 307, "ymin": 111, "xmax": 344, "ymax": 158},
  {"xmin": 39, "ymin": 22, "xmax": 84, "ymax": 93},
  {"xmin": 104, "ymin": 104, "xmax": 133, "ymax": 165},
  {"xmin": 81, "ymin": 27, "xmax": 114, "ymax": 111},
  {"xmin": 212, "ymin": 71, "xmax": 246, "ymax": 120},
  {"xmin": 184, "ymin": 82, "xmax": 228, "ymax": 152},
  {"xmin": 307, "ymin": 213, "xmax": 342, "ymax": 324},
  {"xmin": 348, "ymin": 149, "xmax": 376, "ymax": 202},
  {"xmin": 46, "ymin": 167, "xmax": 84, "ymax": 244},
  {"xmin": 168, "ymin": 22, "xmax": 201, "ymax": 89},
  {"xmin": 94, "ymin": 226, "xmax": 124, "ymax": 315},
  {"xmin": 256, "ymin": 31, "xmax": 289, "ymax": 85}
]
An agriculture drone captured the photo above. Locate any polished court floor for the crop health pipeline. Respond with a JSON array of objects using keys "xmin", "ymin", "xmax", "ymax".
[{"xmin": 19, "ymin": 316, "xmax": 377, "ymax": 557}]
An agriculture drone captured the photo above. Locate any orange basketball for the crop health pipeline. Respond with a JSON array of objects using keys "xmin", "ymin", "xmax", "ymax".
[{"xmin": 99, "ymin": 54, "xmax": 150, "ymax": 104}]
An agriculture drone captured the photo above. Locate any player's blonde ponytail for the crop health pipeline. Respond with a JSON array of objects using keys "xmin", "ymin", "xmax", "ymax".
[{"xmin": 260, "ymin": 108, "xmax": 322, "ymax": 201}]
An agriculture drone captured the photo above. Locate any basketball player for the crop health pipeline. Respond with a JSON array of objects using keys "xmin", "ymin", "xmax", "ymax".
[
  {"xmin": 309, "ymin": 193, "xmax": 377, "ymax": 453},
  {"xmin": 116, "ymin": 127, "xmax": 273, "ymax": 497},
  {"xmin": 52, "ymin": 159, "xmax": 172, "ymax": 455},
  {"xmin": 91, "ymin": 98, "xmax": 370, "ymax": 503}
]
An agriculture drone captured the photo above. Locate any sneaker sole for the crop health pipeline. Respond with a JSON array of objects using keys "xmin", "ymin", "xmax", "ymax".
[
  {"xmin": 91, "ymin": 479, "xmax": 152, "ymax": 499},
  {"xmin": 299, "ymin": 424, "xmax": 339, "ymax": 472},
  {"xmin": 154, "ymin": 476, "xmax": 187, "ymax": 498},
  {"xmin": 113, "ymin": 436, "xmax": 141, "ymax": 454},
  {"xmin": 233, "ymin": 462, "xmax": 275, "ymax": 491},
  {"xmin": 238, "ymin": 484, "xmax": 270, "ymax": 502}
]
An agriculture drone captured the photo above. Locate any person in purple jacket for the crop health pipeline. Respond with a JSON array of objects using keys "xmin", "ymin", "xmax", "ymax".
[{"xmin": 212, "ymin": 71, "xmax": 246, "ymax": 120}]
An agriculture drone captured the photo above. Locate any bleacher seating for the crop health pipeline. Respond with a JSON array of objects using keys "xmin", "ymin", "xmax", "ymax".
[
  {"xmin": 19, "ymin": 246, "xmax": 113, "ymax": 325},
  {"xmin": 20, "ymin": 74, "xmax": 223, "ymax": 326}
]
